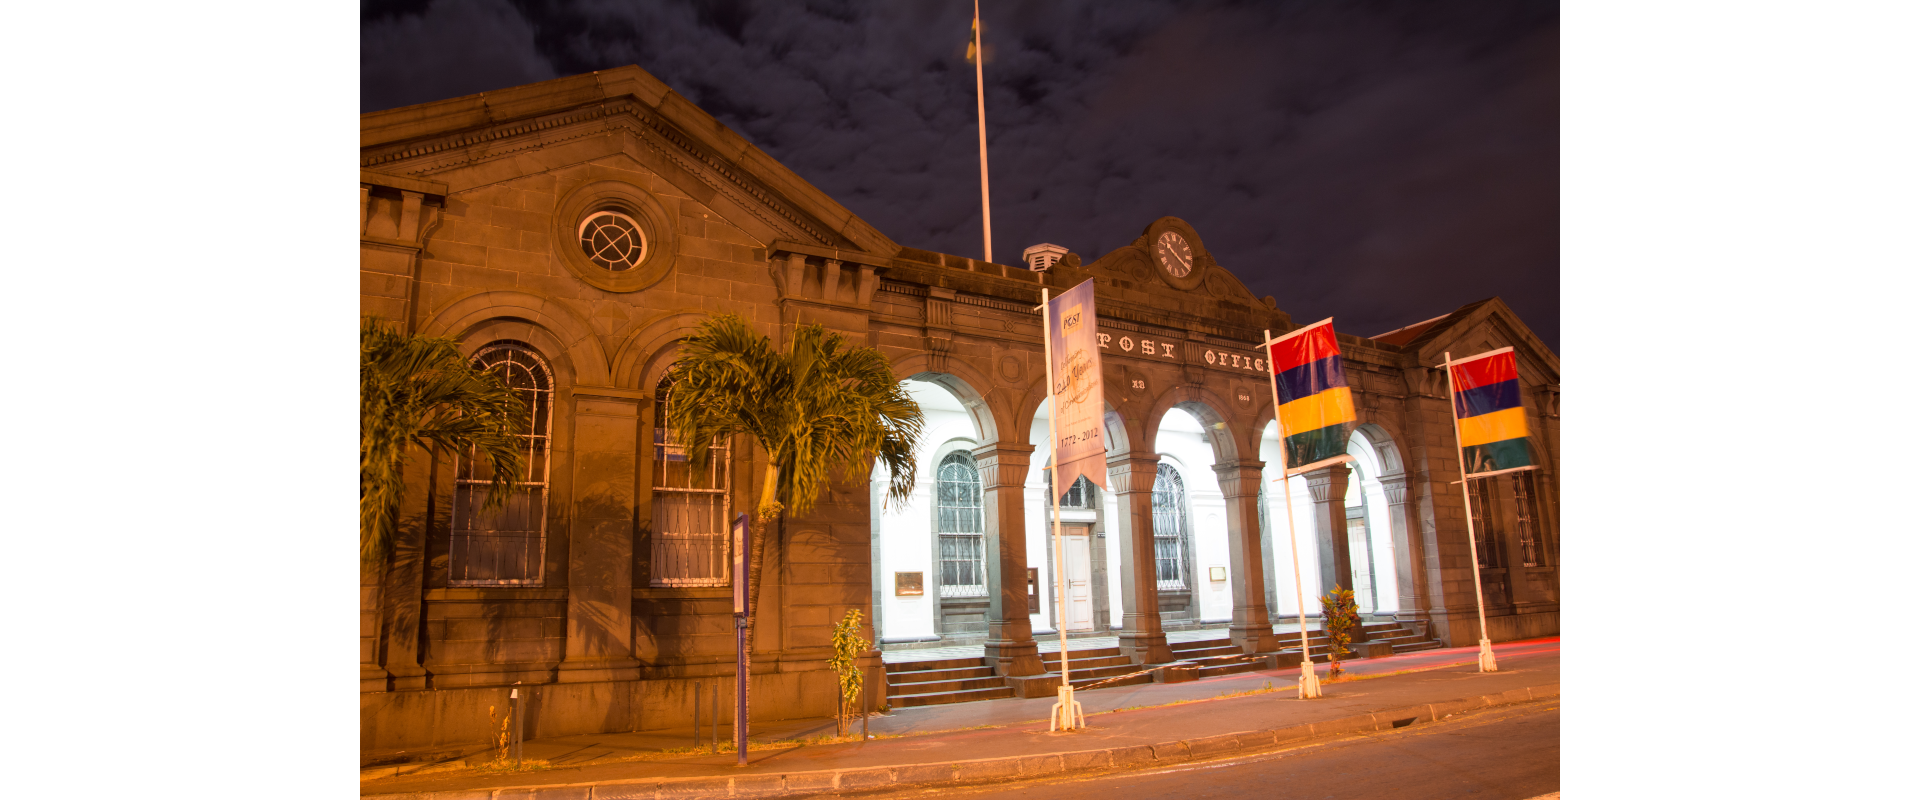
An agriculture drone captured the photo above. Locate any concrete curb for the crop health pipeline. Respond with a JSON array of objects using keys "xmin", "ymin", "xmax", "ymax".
[{"xmin": 367, "ymin": 682, "xmax": 1559, "ymax": 800}]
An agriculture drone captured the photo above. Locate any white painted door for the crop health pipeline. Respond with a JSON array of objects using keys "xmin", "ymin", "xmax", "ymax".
[{"xmin": 1065, "ymin": 528, "xmax": 1094, "ymax": 631}]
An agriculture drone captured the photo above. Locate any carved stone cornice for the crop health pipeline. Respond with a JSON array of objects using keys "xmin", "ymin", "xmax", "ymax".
[
  {"xmin": 1105, "ymin": 454, "xmax": 1162, "ymax": 494},
  {"xmin": 1533, "ymin": 383, "xmax": 1560, "ymax": 419},
  {"xmin": 1302, "ymin": 466, "xmax": 1349, "ymax": 504},
  {"xmin": 1377, "ymin": 474, "xmax": 1409, "ymax": 505},
  {"xmin": 1210, "ymin": 460, "xmax": 1267, "ymax": 500},
  {"xmin": 971, "ymin": 442, "xmax": 1035, "ymax": 489}
]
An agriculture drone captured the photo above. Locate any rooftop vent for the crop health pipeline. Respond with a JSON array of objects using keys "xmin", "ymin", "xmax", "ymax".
[{"xmin": 1022, "ymin": 243, "xmax": 1069, "ymax": 272}]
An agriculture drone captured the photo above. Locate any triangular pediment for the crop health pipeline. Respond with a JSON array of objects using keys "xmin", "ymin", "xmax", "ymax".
[
  {"xmin": 1398, "ymin": 297, "xmax": 1558, "ymax": 384},
  {"xmin": 360, "ymin": 65, "xmax": 899, "ymax": 257}
]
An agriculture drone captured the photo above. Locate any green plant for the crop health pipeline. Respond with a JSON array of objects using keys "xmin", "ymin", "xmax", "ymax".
[
  {"xmin": 829, "ymin": 609, "xmax": 873, "ymax": 736},
  {"xmin": 660, "ymin": 314, "xmax": 923, "ymax": 737},
  {"xmin": 1319, "ymin": 585, "xmax": 1359, "ymax": 679},
  {"xmin": 486, "ymin": 704, "xmax": 512, "ymax": 764},
  {"xmin": 360, "ymin": 317, "xmax": 527, "ymax": 566}
]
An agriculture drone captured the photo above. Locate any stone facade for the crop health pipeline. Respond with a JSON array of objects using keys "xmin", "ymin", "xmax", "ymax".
[{"xmin": 359, "ymin": 66, "xmax": 1560, "ymax": 760}]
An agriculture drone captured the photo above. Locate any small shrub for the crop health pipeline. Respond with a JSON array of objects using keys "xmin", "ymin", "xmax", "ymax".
[
  {"xmin": 829, "ymin": 609, "xmax": 873, "ymax": 736},
  {"xmin": 1319, "ymin": 585, "xmax": 1359, "ymax": 679}
]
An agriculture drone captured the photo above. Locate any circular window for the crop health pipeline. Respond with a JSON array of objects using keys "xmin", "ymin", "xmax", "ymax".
[{"xmin": 578, "ymin": 211, "xmax": 647, "ymax": 272}]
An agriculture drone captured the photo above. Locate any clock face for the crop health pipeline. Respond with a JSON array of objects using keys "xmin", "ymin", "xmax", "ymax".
[{"xmin": 1155, "ymin": 231, "xmax": 1193, "ymax": 278}]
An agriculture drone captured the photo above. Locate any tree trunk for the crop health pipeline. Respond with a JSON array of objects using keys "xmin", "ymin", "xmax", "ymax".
[{"xmin": 741, "ymin": 462, "xmax": 781, "ymax": 747}]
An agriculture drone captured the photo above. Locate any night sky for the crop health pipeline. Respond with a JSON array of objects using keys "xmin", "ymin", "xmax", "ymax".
[{"xmin": 362, "ymin": 0, "xmax": 1558, "ymax": 351}]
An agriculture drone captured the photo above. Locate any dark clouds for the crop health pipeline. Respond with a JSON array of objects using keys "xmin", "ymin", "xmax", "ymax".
[{"xmin": 362, "ymin": 0, "xmax": 1558, "ymax": 351}]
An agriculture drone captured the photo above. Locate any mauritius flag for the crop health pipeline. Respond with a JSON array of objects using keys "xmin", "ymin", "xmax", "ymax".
[
  {"xmin": 1266, "ymin": 319, "xmax": 1357, "ymax": 472},
  {"xmin": 1448, "ymin": 347, "xmax": 1533, "ymax": 476}
]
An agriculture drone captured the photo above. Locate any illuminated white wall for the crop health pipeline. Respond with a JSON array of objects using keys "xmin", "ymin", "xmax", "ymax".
[
  {"xmin": 873, "ymin": 379, "xmax": 981, "ymax": 643},
  {"xmin": 1154, "ymin": 407, "xmax": 1233, "ymax": 623}
]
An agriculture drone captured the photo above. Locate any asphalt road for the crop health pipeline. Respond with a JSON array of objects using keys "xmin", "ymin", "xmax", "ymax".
[{"xmin": 842, "ymin": 699, "xmax": 1560, "ymax": 800}]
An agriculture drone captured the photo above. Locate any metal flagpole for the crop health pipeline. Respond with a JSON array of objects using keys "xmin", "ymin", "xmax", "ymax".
[
  {"xmin": 1442, "ymin": 352, "xmax": 1498, "ymax": 672},
  {"xmin": 1040, "ymin": 288, "xmax": 1083, "ymax": 730},
  {"xmin": 1264, "ymin": 330, "xmax": 1321, "ymax": 698},
  {"xmin": 970, "ymin": 0, "xmax": 993, "ymax": 264}
]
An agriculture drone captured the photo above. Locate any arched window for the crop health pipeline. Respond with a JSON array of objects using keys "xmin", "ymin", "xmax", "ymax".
[
  {"xmin": 651, "ymin": 377, "xmax": 732, "ymax": 587},
  {"xmin": 451, "ymin": 342, "xmax": 552, "ymax": 586},
  {"xmin": 1511, "ymin": 471, "xmax": 1543, "ymax": 568},
  {"xmin": 936, "ymin": 451, "xmax": 986, "ymax": 598},
  {"xmin": 1151, "ymin": 462, "xmax": 1189, "ymax": 591},
  {"xmin": 1046, "ymin": 475, "xmax": 1096, "ymax": 509}
]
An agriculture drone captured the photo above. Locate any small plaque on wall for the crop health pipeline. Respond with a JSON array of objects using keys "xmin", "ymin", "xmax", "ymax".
[
  {"xmin": 1209, "ymin": 566, "xmax": 1227, "ymax": 582},
  {"xmin": 895, "ymin": 571, "xmax": 924, "ymax": 596}
]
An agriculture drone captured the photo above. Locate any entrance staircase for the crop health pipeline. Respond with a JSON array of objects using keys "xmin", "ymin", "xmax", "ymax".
[
  {"xmin": 1272, "ymin": 620, "xmax": 1444, "ymax": 664},
  {"xmin": 884, "ymin": 620, "xmax": 1442, "ymax": 708}
]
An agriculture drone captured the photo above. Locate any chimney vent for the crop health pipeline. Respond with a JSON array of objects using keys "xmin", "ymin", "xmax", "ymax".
[{"xmin": 1022, "ymin": 243, "xmax": 1069, "ymax": 272}]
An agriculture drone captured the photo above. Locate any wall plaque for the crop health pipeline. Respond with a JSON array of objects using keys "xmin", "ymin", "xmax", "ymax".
[
  {"xmin": 895, "ymin": 571, "xmax": 924, "ymax": 596},
  {"xmin": 1209, "ymin": 566, "xmax": 1227, "ymax": 582}
]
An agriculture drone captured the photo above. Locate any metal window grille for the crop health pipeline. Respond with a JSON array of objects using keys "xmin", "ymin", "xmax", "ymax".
[
  {"xmin": 451, "ymin": 343, "xmax": 552, "ymax": 586},
  {"xmin": 1046, "ymin": 475, "xmax": 1095, "ymax": 509},
  {"xmin": 1151, "ymin": 463, "xmax": 1189, "ymax": 591},
  {"xmin": 1511, "ymin": 472, "xmax": 1541, "ymax": 568},
  {"xmin": 578, "ymin": 211, "xmax": 646, "ymax": 272},
  {"xmin": 1468, "ymin": 477, "xmax": 1504, "ymax": 570},
  {"xmin": 650, "ymin": 389, "xmax": 731, "ymax": 588},
  {"xmin": 936, "ymin": 452, "xmax": 986, "ymax": 598}
]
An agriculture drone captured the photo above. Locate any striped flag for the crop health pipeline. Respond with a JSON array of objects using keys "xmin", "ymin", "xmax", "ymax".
[
  {"xmin": 1448, "ymin": 347, "xmax": 1533, "ymax": 476},
  {"xmin": 1266, "ymin": 319, "xmax": 1357, "ymax": 472}
]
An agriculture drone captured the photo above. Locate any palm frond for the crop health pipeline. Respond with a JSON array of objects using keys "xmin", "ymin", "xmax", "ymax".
[{"xmin": 361, "ymin": 317, "xmax": 529, "ymax": 566}]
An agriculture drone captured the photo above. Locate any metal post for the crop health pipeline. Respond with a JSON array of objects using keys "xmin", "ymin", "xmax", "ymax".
[
  {"xmin": 862, "ymin": 671, "xmax": 871, "ymax": 740},
  {"xmin": 1443, "ymin": 351, "xmax": 1499, "ymax": 673},
  {"xmin": 735, "ymin": 615, "xmax": 748, "ymax": 765},
  {"xmin": 510, "ymin": 685, "xmax": 524, "ymax": 765},
  {"xmin": 693, "ymin": 681, "xmax": 701, "ymax": 751},
  {"xmin": 710, "ymin": 678, "xmax": 718, "ymax": 755},
  {"xmin": 1264, "ymin": 329, "xmax": 1322, "ymax": 699}
]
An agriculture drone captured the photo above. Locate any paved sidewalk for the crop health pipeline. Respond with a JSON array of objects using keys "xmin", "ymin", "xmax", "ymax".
[{"xmin": 363, "ymin": 637, "xmax": 1559, "ymax": 799}]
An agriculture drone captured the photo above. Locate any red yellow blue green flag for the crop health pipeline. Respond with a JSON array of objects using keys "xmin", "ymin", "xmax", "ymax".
[
  {"xmin": 1264, "ymin": 319, "xmax": 1357, "ymax": 473},
  {"xmin": 1446, "ymin": 347, "xmax": 1534, "ymax": 477}
]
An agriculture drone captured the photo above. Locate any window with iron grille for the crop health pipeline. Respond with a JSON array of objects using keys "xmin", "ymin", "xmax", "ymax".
[
  {"xmin": 1046, "ymin": 474, "xmax": 1095, "ymax": 509},
  {"xmin": 936, "ymin": 452, "xmax": 986, "ymax": 598},
  {"xmin": 451, "ymin": 343, "xmax": 552, "ymax": 586},
  {"xmin": 1468, "ymin": 477, "xmax": 1505, "ymax": 569},
  {"xmin": 1511, "ymin": 471, "xmax": 1542, "ymax": 567},
  {"xmin": 650, "ymin": 383, "xmax": 731, "ymax": 587},
  {"xmin": 1151, "ymin": 463, "xmax": 1189, "ymax": 591}
]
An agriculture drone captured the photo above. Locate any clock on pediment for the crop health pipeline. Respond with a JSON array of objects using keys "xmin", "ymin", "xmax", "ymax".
[
  {"xmin": 1142, "ymin": 217, "xmax": 1207, "ymax": 291},
  {"xmin": 1154, "ymin": 230, "xmax": 1193, "ymax": 278}
]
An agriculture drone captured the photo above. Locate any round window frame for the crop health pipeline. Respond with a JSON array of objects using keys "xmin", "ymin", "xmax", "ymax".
[
  {"xmin": 577, "ymin": 210, "xmax": 649, "ymax": 273},
  {"xmin": 1145, "ymin": 218, "xmax": 1208, "ymax": 292},
  {"xmin": 552, "ymin": 180, "xmax": 679, "ymax": 293}
]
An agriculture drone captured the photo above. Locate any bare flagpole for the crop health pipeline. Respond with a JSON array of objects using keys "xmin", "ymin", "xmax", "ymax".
[
  {"xmin": 1442, "ymin": 351, "xmax": 1498, "ymax": 672},
  {"xmin": 1265, "ymin": 330, "xmax": 1321, "ymax": 699},
  {"xmin": 970, "ymin": 0, "xmax": 993, "ymax": 263},
  {"xmin": 1040, "ymin": 288, "xmax": 1083, "ymax": 730}
]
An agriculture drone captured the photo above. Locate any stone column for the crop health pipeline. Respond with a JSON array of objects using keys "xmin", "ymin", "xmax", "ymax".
[
  {"xmin": 1214, "ymin": 460, "xmax": 1279, "ymax": 654},
  {"xmin": 1379, "ymin": 474, "xmax": 1429, "ymax": 624},
  {"xmin": 378, "ymin": 447, "xmax": 439, "ymax": 692},
  {"xmin": 973, "ymin": 442, "xmax": 1043, "ymax": 677},
  {"xmin": 558, "ymin": 390, "xmax": 643, "ymax": 683},
  {"xmin": 1107, "ymin": 454, "xmax": 1175, "ymax": 665},
  {"xmin": 1303, "ymin": 466, "xmax": 1363, "ymax": 640}
]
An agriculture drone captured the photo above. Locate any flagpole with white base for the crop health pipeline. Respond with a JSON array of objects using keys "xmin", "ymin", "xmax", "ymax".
[
  {"xmin": 1263, "ymin": 329, "xmax": 1322, "ymax": 699},
  {"xmin": 1442, "ymin": 351, "xmax": 1498, "ymax": 673},
  {"xmin": 1040, "ymin": 288, "xmax": 1083, "ymax": 731}
]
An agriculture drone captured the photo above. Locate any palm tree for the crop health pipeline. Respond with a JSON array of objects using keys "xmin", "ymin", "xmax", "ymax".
[
  {"xmin": 360, "ymin": 317, "xmax": 529, "ymax": 566},
  {"xmin": 662, "ymin": 314, "xmax": 922, "ymax": 734}
]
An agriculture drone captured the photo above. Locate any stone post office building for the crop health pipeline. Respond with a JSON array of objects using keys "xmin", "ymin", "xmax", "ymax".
[{"xmin": 359, "ymin": 66, "xmax": 1560, "ymax": 759}]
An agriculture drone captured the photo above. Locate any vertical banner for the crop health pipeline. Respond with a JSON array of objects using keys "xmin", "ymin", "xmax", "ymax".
[
  {"xmin": 1266, "ymin": 318, "xmax": 1358, "ymax": 473},
  {"xmin": 1447, "ymin": 347, "xmax": 1534, "ymax": 477},
  {"xmin": 731, "ymin": 512, "xmax": 748, "ymax": 615},
  {"xmin": 1046, "ymin": 279, "xmax": 1109, "ymax": 494}
]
